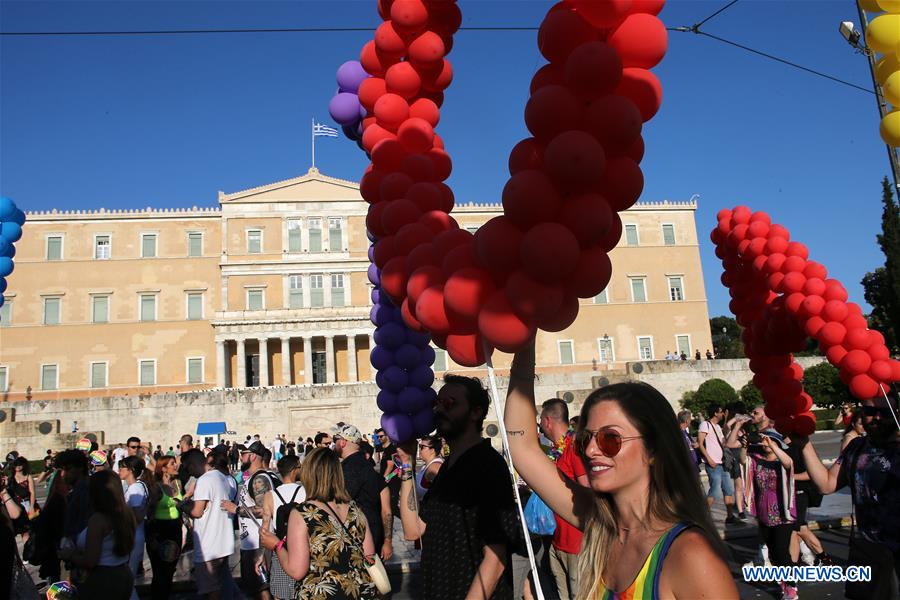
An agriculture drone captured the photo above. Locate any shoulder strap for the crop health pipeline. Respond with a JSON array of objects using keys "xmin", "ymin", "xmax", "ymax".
[
  {"xmin": 289, "ymin": 486, "xmax": 301, "ymax": 504},
  {"xmin": 320, "ymin": 502, "xmax": 365, "ymax": 554},
  {"xmin": 650, "ymin": 523, "xmax": 692, "ymax": 600},
  {"xmin": 272, "ymin": 486, "xmax": 287, "ymax": 506}
]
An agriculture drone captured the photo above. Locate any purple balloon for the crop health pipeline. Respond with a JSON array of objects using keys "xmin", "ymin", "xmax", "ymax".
[
  {"xmin": 343, "ymin": 124, "xmax": 360, "ymax": 142},
  {"xmin": 336, "ymin": 60, "xmax": 370, "ymax": 94},
  {"xmin": 375, "ymin": 370, "xmax": 387, "ymax": 390},
  {"xmin": 395, "ymin": 344, "xmax": 422, "ymax": 370},
  {"xmin": 367, "ymin": 230, "xmax": 377, "ymax": 243},
  {"xmin": 367, "ymin": 263, "xmax": 381, "ymax": 286},
  {"xmin": 411, "ymin": 408, "xmax": 435, "ymax": 438},
  {"xmin": 405, "ymin": 330, "xmax": 431, "ymax": 349},
  {"xmin": 367, "ymin": 245, "xmax": 375, "ymax": 262},
  {"xmin": 376, "ymin": 390, "xmax": 400, "ymax": 413},
  {"xmin": 420, "ymin": 345, "xmax": 436, "ymax": 367},
  {"xmin": 397, "ymin": 387, "xmax": 424, "ymax": 413},
  {"xmin": 370, "ymin": 346, "xmax": 395, "ymax": 371},
  {"xmin": 371, "ymin": 305, "xmax": 397, "ymax": 327},
  {"xmin": 330, "ymin": 93, "xmax": 362, "ymax": 126},
  {"xmin": 382, "ymin": 365, "xmax": 409, "ymax": 393},
  {"xmin": 371, "ymin": 288, "xmax": 381, "ymax": 305},
  {"xmin": 374, "ymin": 322, "xmax": 406, "ymax": 349},
  {"xmin": 409, "ymin": 364, "xmax": 435, "ymax": 389},
  {"xmin": 381, "ymin": 413, "xmax": 414, "ymax": 445}
]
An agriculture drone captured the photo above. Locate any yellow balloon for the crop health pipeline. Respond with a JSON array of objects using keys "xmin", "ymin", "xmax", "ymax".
[
  {"xmin": 877, "ymin": 0, "xmax": 900, "ymax": 13},
  {"xmin": 862, "ymin": 0, "xmax": 884, "ymax": 11},
  {"xmin": 885, "ymin": 70, "xmax": 900, "ymax": 105},
  {"xmin": 881, "ymin": 110, "xmax": 900, "ymax": 146},
  {"xmin": 876, "ymin": 53, "xmax": 900, "ymax": 84},
  {"xmin": 867, "ymin": 14, "xmax": 900, "ymax": 54}
]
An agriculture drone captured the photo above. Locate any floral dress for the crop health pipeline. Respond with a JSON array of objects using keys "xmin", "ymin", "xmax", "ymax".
[{"xmin": 294, "ymin": 501, "xmax": 378, "ymax": 600}]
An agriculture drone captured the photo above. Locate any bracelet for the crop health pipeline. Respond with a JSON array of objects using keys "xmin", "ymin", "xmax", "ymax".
[{"xmin": 275, "ymin": 536, "xmax": 287, "ymax": 552}]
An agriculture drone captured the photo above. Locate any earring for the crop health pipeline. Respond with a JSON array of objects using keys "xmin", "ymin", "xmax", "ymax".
[{"xmin": 648, "ymin": 457, "xmax": 655, "ymax": 466}]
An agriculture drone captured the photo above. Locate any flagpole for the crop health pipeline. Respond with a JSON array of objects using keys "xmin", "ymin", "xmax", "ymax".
[{"xmin": 311, "ymin": 118, "xmax": 315, "ymax": 169}]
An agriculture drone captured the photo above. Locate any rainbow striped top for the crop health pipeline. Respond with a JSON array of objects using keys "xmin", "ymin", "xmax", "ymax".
[{"xmin": 598, "ymin": 522, "xmax": 691, "ymax": 600}]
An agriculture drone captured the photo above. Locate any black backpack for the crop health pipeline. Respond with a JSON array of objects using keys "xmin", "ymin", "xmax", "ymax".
[{"xmin": 273, "ymin": 486, "xmax": 303, "ymax": 541}]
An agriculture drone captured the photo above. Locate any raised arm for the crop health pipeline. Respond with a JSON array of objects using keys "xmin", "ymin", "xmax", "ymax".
[
  {"xmin": 505, "ymin": 339, "xmax": 590, "ymax": 530},
  {"xmin": 800, "ymin": 437, "xmax": 842, "ymax": 495},
  {"xmin": 396, "ymin": 446, "xmax": 426, "ymax": 540}
]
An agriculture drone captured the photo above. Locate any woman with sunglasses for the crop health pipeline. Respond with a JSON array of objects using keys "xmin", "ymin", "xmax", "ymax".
[
  {"xmin": 504, "ymin": 341, "xmax": 736, "ymax": 599},
  {"xmin": 414, "ymin": 436, "xmax": 444, "ymax": 499}
]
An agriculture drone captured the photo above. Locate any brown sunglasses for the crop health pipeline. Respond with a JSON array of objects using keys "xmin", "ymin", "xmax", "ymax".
[{"xmin": 576, "ymin": 428, "xmax": 642, "ymax": 457}]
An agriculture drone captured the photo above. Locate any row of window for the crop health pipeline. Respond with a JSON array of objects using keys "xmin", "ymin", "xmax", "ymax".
[
  {"xmin": 623, "ymin": 223, "xmax": 678, "ymax": 247},
  {"xmin": 592, "ymin": 275, "xmax": 685, "ymax": 304},
  {"xmin": 555, "ymin": 334, "xmax": 693, "ymax": 365},
  {"xmin": 41, "ymin": 217, "xmax": 348, "ymax": 261},
  {"xmin": 0, "ymin": 358, "xmax": 205, "ymax": 392}
]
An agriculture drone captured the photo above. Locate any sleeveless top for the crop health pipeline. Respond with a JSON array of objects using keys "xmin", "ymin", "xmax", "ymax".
[
  {"xmin": 76, "ymin": 527, "xmax": 130, "ymax": 567},
  {"xmin": 415, "ymin": 457, "xmax": 444, "ymax": 498},
  {"xmin": 154, "ymin": 482, "xmax": 184, "ymax": 520},
  {"xmin": 599, "ymin": 522, "xmax": 691, "ymax": 600}
]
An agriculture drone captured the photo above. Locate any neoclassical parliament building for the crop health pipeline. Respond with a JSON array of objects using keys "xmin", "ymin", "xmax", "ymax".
[{"xmin": 0, "ymin": 168, "xmax": 713, "ymax": 403}]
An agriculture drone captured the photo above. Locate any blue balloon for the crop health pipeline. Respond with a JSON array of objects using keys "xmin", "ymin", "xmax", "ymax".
[
  {"xmin": 408, "ymin": 364, "xmax": 435, "ymax": 389},
  {"xmin": 370, "ymin": 346, "xmax": 395, "ymax": 371},
  {"xmin": 411, "ymin": 408, "xmax": 435, "ymax": 438},
  {"xmin": 0, "ymin": 238, "xmax": 9, "ymax": 256},
  {"xmin": 367, "ymin": 230, "xmax": 377, "ymax": 243},
  {"xmin": 374, "ymin": 321, "xmax": 406, "ymax": 350},
  {"xmin": 0, "ymin": 197, "xmax": 14, "ymax": 222},
  {"xmin": 375, "ymin": 370, "xmax": 387, "ymax": 390},
  {"xmin": 0, "ymin": 222, "xmax": 22, "ymax": 243},
  {"xmin": 1, "ymin": 244, "xmax": 14, "ymax": 259},
  {"xmin": 420, "ymin": 345, "xmax": 436, "ymax": 367},
  {"xmin": 0, "ymin": 295, "xmax": 3, "ymax": 308},
  {"xmin": 382, "ymin": 365, "xmax": 409, "ymax": 393},
  {"xmin": 11, "ymin": 208, "xmax": 25, "ymax": 226},
  {"xmin": 395, "ymin": 344, "xmax": 422, "ymax": 370},
  {"xmin": 0, "ymin": 277, "xmax": 6, "ymax": 294},
  {"xmin": 376, "ymin": 390, "xmax": 400, "ymax": 413},
  {"xmin": 0, "ymin": 257, "xmax": 13, "ymax": 278},
  {"xmin": 397, "ymin": 387, "xmax": 427, "ymax": 414},
  {"xmin": 405, "ymin": 330, "xmax": 431, "ymax": 349}
]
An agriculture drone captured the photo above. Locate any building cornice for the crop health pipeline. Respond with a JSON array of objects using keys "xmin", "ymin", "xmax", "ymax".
[
  {"xmin": 452, "ymin": 199, "xmax": 698, "ymax": 212},
  {"xmin": 25, "ymin": 206, "xmax": 221, "ymax": 222}
]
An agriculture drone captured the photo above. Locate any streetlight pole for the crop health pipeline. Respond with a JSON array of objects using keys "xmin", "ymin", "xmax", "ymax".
[{"xmin": 851, "ymin": 4, "xmax": 900, "ymax": 195}]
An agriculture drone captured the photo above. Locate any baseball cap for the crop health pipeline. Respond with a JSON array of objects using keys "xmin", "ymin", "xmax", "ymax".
[
  {"xmin": 89, "ymin": 450, "xmax": 108, "ymax": 466},
  {"xmin": 332, "ymin": 424, "xmax": 364, "ymax": 443},
  {"xmin": 244, "ymin": 441, "xmax": 266, "ymax": 456}
]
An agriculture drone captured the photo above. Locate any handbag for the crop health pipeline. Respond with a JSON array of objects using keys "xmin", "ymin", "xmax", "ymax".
[
  {"xmin": 321, "ymin": 502, "xmax": 391, "ymax": 596},
  {"xmin": 707, "ymin": 421, "xmax": 735, "ymax": 473},
  {"xmin": 523, "ymin": 492, "xmax": 556, "ymax": 536}
]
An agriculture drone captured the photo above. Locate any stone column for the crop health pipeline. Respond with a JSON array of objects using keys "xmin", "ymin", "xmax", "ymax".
[
  {"xmin": 281, "ymin": 337, "xmax": 291, "ymax": 385},
  {"xmin": 347, "ymin": 335, "xmax": 358, "ymax": 383},
  {"xmin": 303, "ymin": 336, "xmax": 314, "ymax": 385},
  {"xmin": 325, "ymin": 335, "xmax": 336, "ymax": 384},
  {"xmin": 216, "ymin": 339, "xmax": 227, "ymax": 388},
  {"xmin": 258, "ymin": 337, "xmax": 269, "ymax": 387},
  {"xmin": 236, "ymin": 338, "xmax": 246, "ymax": 388}
]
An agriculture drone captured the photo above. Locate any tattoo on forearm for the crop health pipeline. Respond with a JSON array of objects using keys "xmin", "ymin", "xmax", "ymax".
[
  {"xmin": 508, "ymin": 430, "xmax": 525, "ymax": 436},
  {"xmin": 407, "ymin": 490, "xmax": 418, "ymax": 512},
  {"xmin": 383, "ymin": 513, "xmax": 392, "ymax": 534}
]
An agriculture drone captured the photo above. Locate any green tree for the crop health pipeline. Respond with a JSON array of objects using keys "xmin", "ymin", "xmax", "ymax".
[
  {"xmin": 709, "ymin": 316, "xmax": 744, "ymax": 358},
  {"xmin": 680, "ymin": 378, "xmax": 738, "ymax": 417},
  {"xmin": 739, "ymin": 382, "xmax": 763, "ymax": 407},
  {"xmin": 861, "ymin": 177, "xmax": 900, "ymax": 352},
  {"xmin": 802, "ymin": 362, "xmax": 852, "ymax": 410}
]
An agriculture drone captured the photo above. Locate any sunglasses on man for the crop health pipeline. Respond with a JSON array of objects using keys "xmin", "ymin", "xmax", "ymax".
[{"xmin": 576, "ymin": 427, "xmax": 642, "ymax": 457}]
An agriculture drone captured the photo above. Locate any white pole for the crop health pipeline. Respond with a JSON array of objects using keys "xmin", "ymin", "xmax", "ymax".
[
  {"xmin": 311, "ymin": 118, "xmax": 316, "ymax": 169},
  {"xmin": 483, "ymin": 344, "xmax": 546, "ymax": 600}
]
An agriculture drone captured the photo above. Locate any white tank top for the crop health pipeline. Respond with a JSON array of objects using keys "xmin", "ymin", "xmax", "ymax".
[
  {"xmin": 77, "ymin": 526, "xmax": 130, "ymax": 567},
  {"xmin": 415, "ymin": 457, "xmax": 444, "ymax": 498}
]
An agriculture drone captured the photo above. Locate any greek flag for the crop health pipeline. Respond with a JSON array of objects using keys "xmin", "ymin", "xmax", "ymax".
[{"xmin": 313, "ymin": 122, "xmax": 339, "ymax": 138}]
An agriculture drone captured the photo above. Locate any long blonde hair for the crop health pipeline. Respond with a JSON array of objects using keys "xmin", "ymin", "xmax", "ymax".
[
  {"xmin": 575, "ymin": 383, "xmax": 726, "ymax": 599},
  {"xmin": 300, "ymin": 448, "xmax": 350, "ymax": 503}
]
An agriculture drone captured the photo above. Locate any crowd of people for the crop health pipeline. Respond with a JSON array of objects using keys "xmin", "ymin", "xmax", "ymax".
[{"xmin": 2, "ymin": 351, "xmax": 899, "ymax": 600}]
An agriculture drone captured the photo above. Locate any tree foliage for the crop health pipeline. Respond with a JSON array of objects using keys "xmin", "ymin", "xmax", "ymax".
[
  {"xmin": 709, "ymin": 316, "xmax": 744, "ymax": 359},
  {"xmin": 803, "ymin": 362, "xmax": 852, "ymax": 410},
  {"xmin": 739, "ymin": 382, "xmax": 763, "ymax": 407},
  {"xmin": 680, "ymin": 378, "xmax": 738, "ymax": 417},
  {"xmin": 861, "ymin": 177, "xmax": 900, "ymax": 352}
]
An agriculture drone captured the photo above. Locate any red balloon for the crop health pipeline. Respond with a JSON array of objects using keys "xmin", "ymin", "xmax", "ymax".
[
  {"xmin": 537, "ymin": 293, "xmax": 579, "ymax": 332},
  {"xmin": 366, "ymin": 202, "xmax": 389, "ymax": 238},
  {"xmin": 558, "ymin": 193, "xmax": 614, "ymax": 246},
  {"xmin": 844, "ymin": 314, "xmax": 870, "ymax": 332},
  {"xmin": 823, "ymin": 280, "xmax": 849, "ymax": 303},
  {"xmin": 382, "ymin": 256, "xmax": 409, "ymax": 302},
  {"xmin": 406, "ymin": 181, "xmax": 443, "ymax": 212},
  {"xmin": 615, "ymin": 68, "xmax": 662, "ymax": 122},
  {"xmin": 607, "ymin": 14, "xmax": 667, "ymax": 69},
  {"xmin": 475, "ymin": 216, "xmax": 524, "ymax": 274},
  {"xmin": 397, "ymin": 118, "xmax": 435, "ymax": 153},
  {"xmin": 826, "ymin": 345, "xmax": 848, "ymax": 366},
  {"xmin": 373, "ymin": 236, "xmax": 398, "ymax": 269},
  {"xmin": 599, "ymin": 213, "xmax": 623, "ymax": 251},
  {"xmin": 803, "ymin": 261, "xmax": 828, "ymax": 281},
  {"xmin": 781, "ymin": 272, "xmax": 806, "ymax": 295},
  {"xmin": 505, "ymin": 270, "xmax": 565, "ymax": 323},
  {"xmin": 426, "ymin": 148, "xmax": 453, "ymax": 181},
  {"xmin": 446, "ymin": 333, "xmax": 487, "ymax": 368},
  {"xmin": 360, "ymin": 41, "xmax": 388, "ymax": 77},
  {"xmin": 441, "ymin": 242, "xmax": 478, "ymax": 279},
  {"xmin": 869, "ymin": 359, "xmax": 894, "ymax": 382},
  {"xmin": 401, "ymin": 298, "xmax": 426, "ymax": 332},
  {"xmin": 419, "ymin": 210, "xmax": 456, "ymax": 235},
  {"xmin": 800, "ymin": 295, "xmax": 825, "ymax": 318},
  {"xmin": 502, "ymin": 170, "xmax": 562, "ymax": 228},
  {"xmin": 524, "ymin": 85, "xmax": 584, "ymax": 142},
  {"xmin": 766, "ymin": 236, "xmax": 790, "ymax": 255},
  {"xmin": 599, "ymin": 156, "xmax": 643, "ymax": 211},
  {"xmin": 371, "ymin": 139, "xmax": 407, "ymax": 172},
  {"xmin": 427, "ymin": 1, "xmax": 462, "ymax": 34},
  {"xmin": 630, "ymin": 0, "xmax": 664, "ymax": 15},
  {"xmin": 362, "ymin": 124, "xmax": 396, "ymax": 154},
  {"xmin": 747, "ymin": 220, "xmax": 770, "ymax": 239},
  {"xmin": 793, "ymin": 412, "xmax": 817, "ymax": 437},
  {"xmin": 375, "ymin": 21, "xmax": 407, "ymax": 55},
  {"xmin": 479, "ymin": 291, "xmax": 537, "ymax": 353},
  {"xmin": 444, "ymin": 267, "xmax": 496, "ymax": 321},
  {"xmin": 509, "ymin": 138, "xmax": 545, "ymax": 175},
  {"xmin": 407, "ymin": 265, "xmax": 446, "ymax": 307},
  {"xmin": 433, "ymin": 228, "xmax": 472, "ymax": 257},
  {"xmin": 436, "ymin": 182, "xmax": 455, "ymax": 212},
  {"xmin": 624, "ymin": 135, "xmax": 645, "ymax": 162},
  {"xmin": 406, "ymin": 242, "xmax": 439, "ymax": 272},
  {"xmin": 394, "ymin": 222, "xmax": 433, "ymax": 256},
  {"xmin": 544, "ymin": 130, "xmax": 607, "ymax": 190},
  {"xmin": 408, "ymin": 98, "xmax": 440, "ymax": 127},
  {"xmin": 569, "ymin": 0, "xmax": 632, "ymax": 28},
  {"xmin": 385, "ymin": 62, "xmax": 422, "ymax": 99},
  {"xmin": 537, "ymin": 8, "xmax": 596, "ymax": 63},
  {"xmin": 530, "ymin": 63, "xmax": 565, "ymax": 95},
  {"xmin": 567, "ymin": 246, "xmax": 613, "ymax": 298},
  {"xmin": 869, "ymin": 344, "xmax": 891, "ymax": 361},
  {"xmin": 782, "ymin": 255, "xmax": 806, "ymax": 273},
  {"xmin": 821, "ymin": 300, "xmax": 848, "ymax": 323},
  {"xmin": 380, "ymin": 172, "xmax": 414, "ymax": 201},
  {"xmin": 845, "ymin": 328, "xmax": 872, "ymax": 351},
  {"xmin": 804, "ymin": 315, "xmax": 826, "ymax": 337},
  {"xmin": 843, "ymin": 349, "xmax": 873, "ymax": 376},
  {"xmin": 416, "ymin": 285, "xmax": 450, "ymax": 334},
  {"xmin": 784, "ymin": 292, "xmax": 805, "ymax": 314},
  {"xmin": 408, "ymin": 31, "xmax": 445, "ymax": 64},
  {"xmin": 564, "ymin": 41, "xmax": 623, "ymax": 95},
  {"xmin": 420, "ymin": 60, "xmax": 453, "ymax": 92},
  {"xmin": 400, "ymin": 153, "xmax": 436, "ymax": 182},
  {"xmin": 818, "ymin": 322, "xmax": 847, "ymax": 347},
  {"xmin": 521, "ymin": 223, "xmax": 581, "ymax": 283},
  {"xmin": 374, "ymin": 93, "xmax": 410, "ymax": 130},
  {"xmin": 802, "ymin": 278, "xmax": 826, "ymax": 297},
  {"xmin": 850, "ymin": 374, "xmax": 879, "ymax": 399},
  {"xmin": 360, "ymin": 168, "xmax": 385, "ymax": 204},
  {"xmin": 584, "ymin": 95, "xmax": 643, "ymax": 153},
  {"xmin": 390, "ymin": 0, "xmax": 429, "ymax": 31}
]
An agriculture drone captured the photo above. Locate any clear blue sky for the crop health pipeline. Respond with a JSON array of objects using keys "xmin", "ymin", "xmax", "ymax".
[{"xmin": 0, "ymin": 0, "xmax": 892, "ymax": 318}]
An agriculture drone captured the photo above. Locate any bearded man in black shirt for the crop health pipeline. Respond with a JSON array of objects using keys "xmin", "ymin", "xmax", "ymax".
[{"xmin": 396, "ymin": 374, "xmax": 518, "ymax": 600}]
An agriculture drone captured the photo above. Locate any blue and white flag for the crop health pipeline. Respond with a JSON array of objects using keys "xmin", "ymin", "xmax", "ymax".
[{"xmin": 313, "ymin": 122, "xmax": 339, "ymax": 138}]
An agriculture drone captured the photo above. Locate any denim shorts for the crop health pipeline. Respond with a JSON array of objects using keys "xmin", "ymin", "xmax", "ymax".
[{"xmin": 705, "ymin": 463, "xmax": 735, "ymax": 499}]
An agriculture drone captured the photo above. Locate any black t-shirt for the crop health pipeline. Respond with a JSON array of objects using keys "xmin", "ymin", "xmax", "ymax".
[
  {"xmin": 379, "ymin": 443, "xmax": 401, "ymax": 514},
  {"xmin": 341, "ymin": 451, "xmax": 387, "ymax": 548},
  {"xmin": 420, "ymin": 439, "xmax": 517, "ymax": 600},
  {"xmin": 786, "ymin": 443, "xmax": 813, "ymax": 494}
]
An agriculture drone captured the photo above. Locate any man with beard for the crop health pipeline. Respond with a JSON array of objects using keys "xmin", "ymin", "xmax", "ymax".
[
  {"xmin": 396, "ymin": 374, "xmax": 518, "ymax": 600},
  {"xmin": 800, "ymin": 392, "xmax": 900, "ymax": 600}
]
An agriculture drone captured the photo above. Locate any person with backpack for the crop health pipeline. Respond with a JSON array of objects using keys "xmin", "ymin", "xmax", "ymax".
[
  {"xmin": 118, "ymin": 455, "xmax": 153, "ymax": 599},
  {"xmin": 258, "ymin": 455, "xmax": 307, "ymax": 599}
]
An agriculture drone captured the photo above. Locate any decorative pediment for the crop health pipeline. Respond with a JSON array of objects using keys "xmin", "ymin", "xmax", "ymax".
[{"xmin": 218, "ymin": 168, "xmax": 361, "ymax": 204}]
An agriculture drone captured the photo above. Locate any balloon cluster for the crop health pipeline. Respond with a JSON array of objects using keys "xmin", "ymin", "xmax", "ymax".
[
  {"xmin": 358, "ymin": 0, "xmax": 668, "ymax": 367},
  {"xmin": 712, "ymin": 205, "xmax": 900, "ymax": 436},
  {"xmin": 0, "ymin": 196, "xmax": 25, "ymax": 311},
  {"xmin": 368, "ymin": 257, "xmax": 438, "ymax": 442},
  {"xmin": 860, "ymin": 0, "xmax": 900, "ymax": 146},
  {"xmin": 329, "ymin": 61, "xmax": 371, "ymax": 143}
]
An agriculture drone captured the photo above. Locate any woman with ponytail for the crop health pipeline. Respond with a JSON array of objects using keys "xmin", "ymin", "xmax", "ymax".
[{"xmin": 504, "ymin": 341, "xmax": 737, "ymax": 599}]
